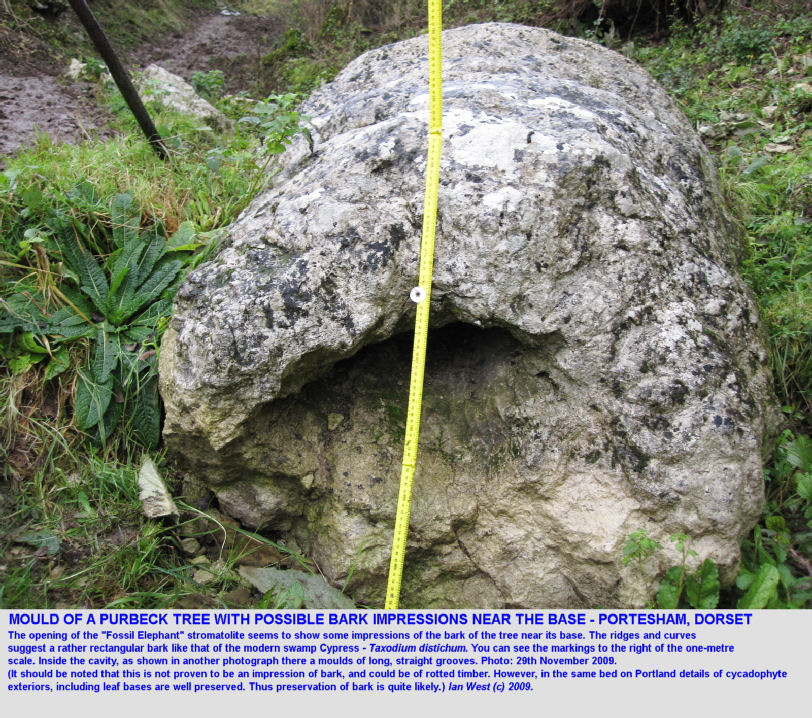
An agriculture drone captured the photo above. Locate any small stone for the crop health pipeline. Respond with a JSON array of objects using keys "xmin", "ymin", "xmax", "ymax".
[
  {"xmin": 49, "ymin": 564, "xmax": 65, "ymax": 579},
  {"xmin": 761, "ymin": 105, "xmax": 778, "ymax": 119},
  {"xmin": 192, "ymin": 568, "xmax": 215, "ymax": 585},
  {"xmin": 192, "ymin": 559, "xmax": 225, "ymax": 586},
  {"xmin": 328, "ymin": 413, "xmax": 344, "ymax": 431},
  {"xmin": 180, "ymin": 537, "xmax": 201, "ymax": 555}
]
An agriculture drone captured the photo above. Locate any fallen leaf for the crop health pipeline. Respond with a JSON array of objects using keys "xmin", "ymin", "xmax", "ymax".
[{"xmin": 137, "ymin": 458, "xmax": 178, "ymax": 518}]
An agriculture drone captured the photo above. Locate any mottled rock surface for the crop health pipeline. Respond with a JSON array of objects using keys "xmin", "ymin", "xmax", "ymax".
[
  {"xmin": 137, "ymin": 64, "xmax": 232, "ymax": 131},
  {"xmin": 160, "ymin": 24, "xmax": 778, "ymax": 607}
]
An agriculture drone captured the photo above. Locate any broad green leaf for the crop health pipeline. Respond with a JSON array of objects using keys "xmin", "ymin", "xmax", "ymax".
[
  {"xmin": 77, "ymin": 252, "xmax": 110, "ymax": 314},
  {"xmin": 130, "ymin": 375, "xmax": 161, "ymax": 448},
  {"xmin": 765, "ymin": 515, "xmax": 786, "ymax": 532},
  {"xmin": 797, "ymin": 472, "xmax": 812, "ymax": 502},
  {"xmin": 66, "ymin": 179, "xmax": 101, "ymax": 207},
  {"xmin": 56, "ymin": 230, "xmax": 109, "ymax": 312},
  {"xmin": 121, "ymin": 325, "xmax": 153, "ymax": 345},
  {"xmin": 736, "ymin": 568, "xmax": 754, "ymax": 592},
  {"xmin": 127, "ymin": 258, "xmax": 183, "ymax": 318},
  {"xmin": 108, "ymin": 262, "xmax": 132, "ymax": 299},
  {"xmin": 0, "ymin": 317, "xmax": 26, "ymax": 334},
  {"xmin": 108, "ymin": 223, "xmax": 144, "ymax": 267},
  {"xmin": 19, "ymin": 332, "xmax": 49, "ymax": 354},
  {"xmin": 92, "ymin": 328, "xmax": 118, "ymax": 384},
  {"xmin": 18, "ymin": 530, "xmax": 60, "ymax": 555},
  {"xmin": 166, "ymin": 221, "xmax": 198, "ymax": 251},
  {"xmin": 111, "ymin": 193, "xmax": 138, "ymax": 248},
  {"xmin": 684, "ymin": 559, "xmax": 720, "ymax": 609},
  {"xmin": 53, "ymin": 227, "xmax": 86, "ymax": 276},
  {"xmin": 95, "ymin": 394, "xmax": 123, "ymax": 443},
  {"xmin": 656, "ymin": 566, "xmax": 685, "ymax": 609},
  {"xmin": 44, "ymin": 347, "xmax": 71, "ymax": 380},
  {"xmin": 130, "ymin": 232, "xmax": 168, "ymax": 288},
  {"xmin": 74, "ymin": 368, "xmax": 114, "ymax": 430},
  {"xmin": 777, "ymin": 562, "xmax": 800, "ymax": 592},
  {"xmin": 45, "ymin": 306, "xmax": 94, "ymax": 339},
  {"xmin": 786, "ymin": 435, "xmax": 812, "ymax": 473},
  {"xmin": 0, "ymin": 293, "xmax": 46, "ymax": 331},
  {"xmin": 55, "ymin": 284, "xmax": 95, "ymax": 318},
  {"xmin": 737, "ymin": 564, "xmax": 780, "ymax": 609},
  {"xmin": 130, "ymin": 298, "xmax": 173, "ymax": 326}
]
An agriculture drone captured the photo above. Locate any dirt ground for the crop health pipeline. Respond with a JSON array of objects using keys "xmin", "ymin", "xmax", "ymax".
[{"xmin": 0, "ymin": 6, "xmax": 283, "ymax": 160}]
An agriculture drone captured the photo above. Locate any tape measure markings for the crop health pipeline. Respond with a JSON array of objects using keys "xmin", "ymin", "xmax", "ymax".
[{"xmin": 384, "ymin": 1, "xmax": 443, "ymax": 610}]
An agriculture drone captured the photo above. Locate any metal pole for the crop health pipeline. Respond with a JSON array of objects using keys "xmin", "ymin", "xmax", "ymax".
[{"xmin": 67, "ymin": 0, "xmax": 168, "ymax": 160}]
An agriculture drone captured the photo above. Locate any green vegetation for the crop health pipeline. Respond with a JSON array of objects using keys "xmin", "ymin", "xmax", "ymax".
[
  {"xmin": 0, "ymin": 62, "xmax": 313, "ymax": 607},
  {"xmin": 623, "ymin": 2, "xmax": 811, "ymax": 607},
  {"xmin": 1, "ymin": 0, "xmax": 810, "ymax": 608},
  {"xmin": 0, "ymin": 0, "xmax": 217, "ymax": 69},
  {"xmin": 632, "ymin": 7, "xmax": 812, "ymax": 415}
]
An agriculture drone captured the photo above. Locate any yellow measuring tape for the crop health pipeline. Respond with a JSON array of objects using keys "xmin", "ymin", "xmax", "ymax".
[{"xmin": 384, "ymin": 0, "xmax": 443, "ymax": 610}]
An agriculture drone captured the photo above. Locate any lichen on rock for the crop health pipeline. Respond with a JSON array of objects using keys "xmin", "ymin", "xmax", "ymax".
[{"xmin": 159, "ymin": 23, "xmax": 779, "ymax": 608}]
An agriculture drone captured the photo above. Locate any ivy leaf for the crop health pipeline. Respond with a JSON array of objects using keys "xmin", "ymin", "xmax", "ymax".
[
  {"xmin": 684, "ymin": 559, "xmax": 720, "ymax": 609},
  {"xmin": 737, "ymin": 564, "xmax": 780, "ymax": 609}
]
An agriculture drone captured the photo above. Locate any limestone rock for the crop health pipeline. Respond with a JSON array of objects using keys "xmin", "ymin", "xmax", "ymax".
[
  {"xmin": 159, "ymin": 24, "xmax": 779, "ymax": 607},
  {"xmin": 137, "ymin": 64, "xmax": 233, "ymax": 131}
]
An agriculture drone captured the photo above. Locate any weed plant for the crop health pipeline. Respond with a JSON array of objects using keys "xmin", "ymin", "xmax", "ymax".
[{"xmin": 0, "ymin": 76, "xmax": 310, "ymax": 607}]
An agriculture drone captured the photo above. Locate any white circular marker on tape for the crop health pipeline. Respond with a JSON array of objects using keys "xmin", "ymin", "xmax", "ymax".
[{"xmin": 410, "ymin": 286, "xmax": 427, "ymax": 303}]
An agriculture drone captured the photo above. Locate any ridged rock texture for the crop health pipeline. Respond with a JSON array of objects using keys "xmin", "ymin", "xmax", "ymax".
[{"xmin": 159, "ymin": 23, "xmax": 778, "ymax": 608}]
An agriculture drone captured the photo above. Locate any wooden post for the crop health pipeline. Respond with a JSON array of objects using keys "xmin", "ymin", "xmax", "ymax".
[{"xmin": 67, "ymin": 0, "xmax": 168, "ymax": 160}]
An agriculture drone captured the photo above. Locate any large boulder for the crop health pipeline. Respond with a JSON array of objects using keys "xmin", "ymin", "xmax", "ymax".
[{"xmin": 159, "ymin": 23, "xmax": 778, "ymax": 607}]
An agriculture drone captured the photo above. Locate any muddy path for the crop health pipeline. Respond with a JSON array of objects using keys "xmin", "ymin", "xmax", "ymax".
[
  {"xmin": 131, "ymin": 11, "xmax": 283, "ymax": 95},
  {"xmin": 0, "ymin": 7, "xmax": 283, "ymax": 161}
]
